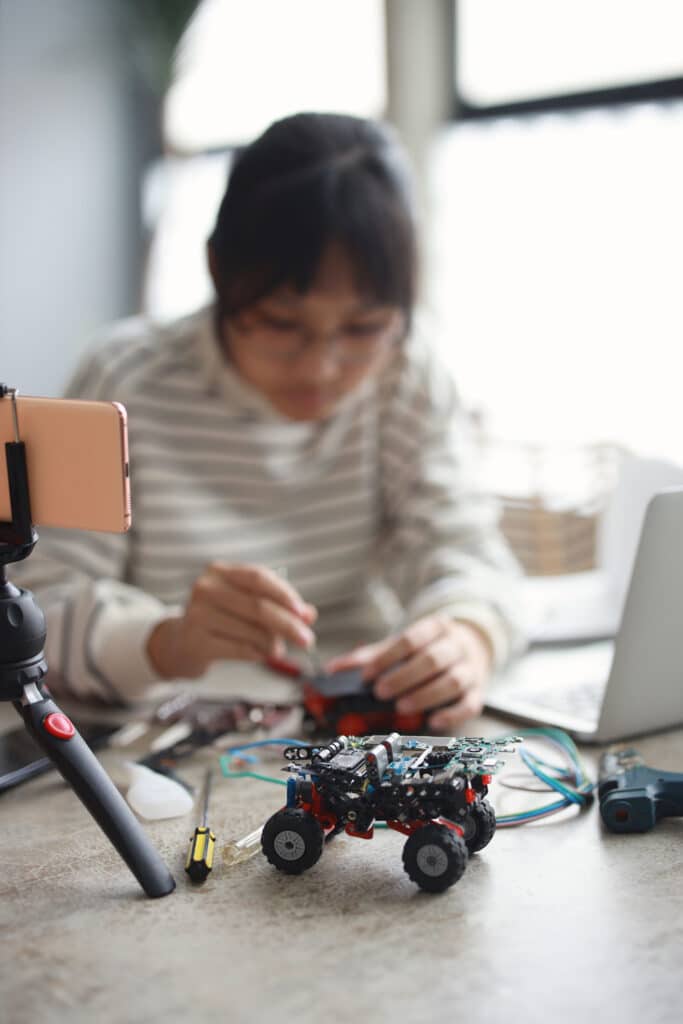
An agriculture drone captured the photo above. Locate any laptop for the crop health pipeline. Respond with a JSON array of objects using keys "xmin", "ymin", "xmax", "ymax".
[{"xmin": 486, "ymin": 487, "xmax": 683, "ymax": 743}]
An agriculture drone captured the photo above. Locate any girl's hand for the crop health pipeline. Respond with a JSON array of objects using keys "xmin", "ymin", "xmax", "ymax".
[
  {"xmin": 324, "ymin": 614, "xmax": 493, "ymax": 732},
  {"xmin": 147, "ymin": 563, "xmax": 317, "ymax": 680}
]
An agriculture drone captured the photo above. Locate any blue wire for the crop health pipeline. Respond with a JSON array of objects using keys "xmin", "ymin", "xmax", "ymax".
[
  {"xmin": 222, "ymin": 738, "xmax": 307, "ymax": 754},
  {"xmin": 221, "ymin": 739, "xmax": 307, "ymax": 763},
  {"xmin": 519, "ymin": 747, "xmax": 586, "ymax": 805},
  {"xmin": 219, "ymin": 738, "xmax": 308, "ymax": 781},
  {"xmin": 498, "ymin": 727, "xmax": 594, "ymax": 824}
]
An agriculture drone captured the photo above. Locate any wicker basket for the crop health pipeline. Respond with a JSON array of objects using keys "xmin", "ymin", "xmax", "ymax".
[{"xmin": 478, "ymin": 439, "xmax": 622, "ymax": 576}]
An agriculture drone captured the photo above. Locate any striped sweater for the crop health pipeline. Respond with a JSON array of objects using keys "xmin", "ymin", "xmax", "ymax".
[{"xmin": 14, "ymin": 307, "xmax": 523, "ymax": 703}]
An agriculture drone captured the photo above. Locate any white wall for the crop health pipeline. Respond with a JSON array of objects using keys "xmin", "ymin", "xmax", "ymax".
[{"xmin": 0, "ymin": 0, "xmax": 141, "ymax": 396}]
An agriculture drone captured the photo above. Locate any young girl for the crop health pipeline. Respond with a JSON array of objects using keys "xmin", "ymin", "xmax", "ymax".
[{"xmin": 18, "ymin": 112, "xmax": 522, "ymax": 731}]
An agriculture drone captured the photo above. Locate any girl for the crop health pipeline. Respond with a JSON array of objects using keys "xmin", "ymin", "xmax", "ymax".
[{"xmin": 18, "ymin": 112, "xmax": 522, "ymax": 731}]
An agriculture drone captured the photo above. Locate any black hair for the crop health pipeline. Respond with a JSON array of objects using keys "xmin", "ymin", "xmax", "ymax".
[{"xmin": 208, "ymin": 112, "xmax": 418, "ymax": 323}]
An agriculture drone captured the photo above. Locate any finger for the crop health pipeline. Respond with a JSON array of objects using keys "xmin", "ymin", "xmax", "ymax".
[
  {"xmin": 303, "ymin": 603, "xmax": 318, "ymax": 624},
  {"xmin": 394, "ymin": 665, "xmax": 469, "ymax": 714},
  {"xmin": 195, "ymin": 573, "xmax": 315, "ymax": 649},
  {"xmin": 188, "ymin": 603, "xmax": 282, "ymax": 657},
  {"xmin": 202, "ymin": 632, "xmax": 268, "ymax": 665},
  {"xmin": 324, "ymin": 639, "xmax": 390, "ymax": 674},
  {"xmin": 367, "ymin": 615, "xmax": 451, "ymax": 679},
  {"xmin": 210, "ymin": 563, "xmax": 314, "ymax": 620},
  {"xmin": 428, "ymin": 690, "xmax": 485, "ymax": 733},
  {"xmin": 373, "ymin": 635, "xmax": 466, "ymax": 701}
]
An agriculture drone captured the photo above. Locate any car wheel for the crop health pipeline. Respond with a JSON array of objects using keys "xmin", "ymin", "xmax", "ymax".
[
  {"xmin": 461, "ymin": 799, "xmax": 497, "ymax": 853},
  {"xmin": 261, "ymin": 808, "xmax": 324, "ymax": 874},
  {"xmin": 402, "ymin": 823, "xmax": 468, "ymax": 893}
]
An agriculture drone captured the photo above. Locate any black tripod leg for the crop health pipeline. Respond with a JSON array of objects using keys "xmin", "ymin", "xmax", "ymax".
[{"xmin": 14, "ymin": 685, "xmax": 175, "ymax": 898}]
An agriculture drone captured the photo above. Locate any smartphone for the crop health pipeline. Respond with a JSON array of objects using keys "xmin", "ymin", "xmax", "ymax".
[
  {"xmin": 0, "ymin": 395, "xmax": 131, "ymax": 532},
  {"xmin": 0, "ymin": 720, "xmax": 121, "ymax": 792}
]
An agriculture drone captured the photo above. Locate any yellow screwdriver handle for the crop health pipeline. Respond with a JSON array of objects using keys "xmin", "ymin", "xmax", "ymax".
[{"xmin": 185, "ymin": 826, "xmax": 216, "ymax": 882}]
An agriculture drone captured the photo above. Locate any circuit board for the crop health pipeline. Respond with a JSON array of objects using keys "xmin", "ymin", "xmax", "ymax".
[{"xmin": 283, "ymin": 733, "xmax": 523, "ymax": 785}]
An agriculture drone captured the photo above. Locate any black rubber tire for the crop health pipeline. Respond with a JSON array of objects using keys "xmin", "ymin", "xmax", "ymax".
[
  {"xmin": 402, "ymin": 824, "xmax": 468, "ymax": 893},
  {"xmin": 461, "ymin": 799, "xmax": 497, "ymax": 854},
  {"xmin": 261, "ymin": 808, "xmax": 324, "ymax": 875}
]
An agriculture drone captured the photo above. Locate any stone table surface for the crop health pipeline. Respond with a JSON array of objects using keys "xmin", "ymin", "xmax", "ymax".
[{"xmin": 1, "ymin": 685, "xmax": 681, "ymax": 1024}]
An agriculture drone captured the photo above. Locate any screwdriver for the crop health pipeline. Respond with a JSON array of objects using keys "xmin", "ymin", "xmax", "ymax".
[
  {"xmin": 306, "ymin": 636, "xmax": 325, "ymax": 679},
  {"xmin": 185, "ymin": 768, "xmax": 216, "ymax": 883},
  {"xmin": 273, "ymin": 565, "xmax": 324, "ymax": 678}
]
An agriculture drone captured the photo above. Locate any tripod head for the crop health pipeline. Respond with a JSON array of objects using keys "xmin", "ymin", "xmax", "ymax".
[
  {"xmin": 0, "ymin": 571, "xmax": 47, "ymax": 701},
  {"xmin": 0, "ymin": 384, "xmax": 37, "ymax": 562},
  {"xmin": 0, "ymin": 385, "xmax": 175, "ymax": 898},
  {"xmin": 0, "ymin": 385, "xmax": 47, "ymax": 701}
]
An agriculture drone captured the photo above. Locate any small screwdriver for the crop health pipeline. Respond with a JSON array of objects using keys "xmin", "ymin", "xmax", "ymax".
[
  {"xmin": 306, "ymin": 636, "xmax": 325, "ymax": 679},
  {"xmin": 185, "ymin": 768, "xmax": 216, "ymax": 883},
  {"xmin": 273, "ymin": 565, "xmax": 324, "ymax": 678}
]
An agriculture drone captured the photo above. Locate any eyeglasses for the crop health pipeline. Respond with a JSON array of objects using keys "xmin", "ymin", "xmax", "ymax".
[{"xmin": 228, "ymin": 310, "xmax": 404, "ymax": 367}]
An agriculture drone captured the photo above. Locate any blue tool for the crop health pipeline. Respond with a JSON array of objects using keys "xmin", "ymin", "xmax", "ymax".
[{"xmin": 598, "ymin": 748, "xmax": 683, "ymax": 833}]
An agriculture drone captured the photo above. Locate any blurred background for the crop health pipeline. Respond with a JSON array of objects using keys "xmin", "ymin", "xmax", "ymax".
[{"xmin": 2, "ymin": 0, "xmax": 682, "ymax": 574}]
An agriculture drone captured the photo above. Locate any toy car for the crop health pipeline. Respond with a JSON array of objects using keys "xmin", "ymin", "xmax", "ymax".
[{"xmin": 261, "ymin": 732, "xmax": 521, "ymax": 893}]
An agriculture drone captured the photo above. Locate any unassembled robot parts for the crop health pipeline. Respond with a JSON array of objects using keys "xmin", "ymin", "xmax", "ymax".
[{"xmin": 261, "ymin": 732, "xmax": 521, "ymax": 893}]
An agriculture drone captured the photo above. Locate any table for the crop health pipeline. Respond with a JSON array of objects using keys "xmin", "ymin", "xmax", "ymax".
[{"xmin": 1, "ymin": 674, "xmax": 681, "ymax": 1024}]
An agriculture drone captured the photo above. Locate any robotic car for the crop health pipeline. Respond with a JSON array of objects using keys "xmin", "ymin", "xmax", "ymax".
[{"xmin": 262, "ymin": 732, "xmax": 521, "ymax": 893}]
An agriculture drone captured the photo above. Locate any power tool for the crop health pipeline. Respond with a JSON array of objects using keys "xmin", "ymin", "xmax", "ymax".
[{"xmin": 598, "ymin": 748, "xmax": 683, "ymax": 833}]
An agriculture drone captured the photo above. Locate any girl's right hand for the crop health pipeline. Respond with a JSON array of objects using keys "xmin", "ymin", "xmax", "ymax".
[{"xmin": 146, "ymin": 563, "xmax": 317, "ymax": 680}]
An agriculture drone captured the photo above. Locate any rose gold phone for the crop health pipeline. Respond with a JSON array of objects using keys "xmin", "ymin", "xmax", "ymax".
[{"xmin": 0, "ymin": 395, "xmax": 131, "ymax": 532}]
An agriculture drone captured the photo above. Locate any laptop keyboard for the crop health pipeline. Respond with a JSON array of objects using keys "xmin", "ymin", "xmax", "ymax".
[
  {"xmin": 489, "ymin": 641, "xmax": 615, "ymax": 725},
  {"xmin": 521, "ymin": 678, "xmax": 606, "ymax": 721}
]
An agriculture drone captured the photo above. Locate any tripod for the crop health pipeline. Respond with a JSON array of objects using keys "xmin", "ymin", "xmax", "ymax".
[{"xmin": 1, "ymin": 387, "xmax": 174, "ymax": 898}]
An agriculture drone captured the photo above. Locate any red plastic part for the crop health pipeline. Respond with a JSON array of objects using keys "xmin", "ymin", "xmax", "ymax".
[
  {"xmin": 387, "ymin": 817, "xmax": 465, "ymax": 838},
  {"xmin": 345, "ymin": 823, "xmax": 374, "ymax": 840},
  {"xmin": 465, "ymin": 787, "xmax": 476, "ymax": 804},
  {"xmin": 266, "ymin": 655, "xmax": 302, "ymax": 678},
  {"xmin": 302, "ymin": 783, "xmax": 337, "ymax": 833},
  {"xmin": 393, "ymin": 710, "xmax": 425, "ymax": 733},
  {"xmin": 302, "ymin": 685, "xmax": 333, "ymax": 725},
  {"xmin": 386, "ymin": 819, "xmax": 425, "ymax": 837},
  {"xmin": 335, "ymin": 712, "xmax": 371, "ymax": 737},
  {"xmin": 481, "ymin": 774, "xmax": 493, "ymax": 786},
  {"xmin": 434, "ymin": 816, "xmax": 465, "ymax": 838},
  {"xmin": 42, "ymin": 712, "xmax": 75, "ymax": 740}
]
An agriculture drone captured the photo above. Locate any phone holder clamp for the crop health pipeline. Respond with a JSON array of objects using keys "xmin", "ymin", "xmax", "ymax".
[{"xmin": 0, "ymin": 386, "xmax": 175, "ymax": 898}]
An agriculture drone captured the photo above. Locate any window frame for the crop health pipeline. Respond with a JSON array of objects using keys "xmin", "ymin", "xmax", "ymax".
[{"xmin": 452, "ymin": 1, "xmax": 683, "ymax": 121}]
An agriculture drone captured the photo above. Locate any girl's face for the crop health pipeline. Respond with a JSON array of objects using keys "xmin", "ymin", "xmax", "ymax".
[{"xmin": 221, "ymin": 245, "xmax": 405, "ymax": 422}]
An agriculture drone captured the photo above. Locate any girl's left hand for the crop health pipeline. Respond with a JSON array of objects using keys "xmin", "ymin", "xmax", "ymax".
[{"xmin": 324, "ymin": 614, "xmax": 493, "ymax": 732}]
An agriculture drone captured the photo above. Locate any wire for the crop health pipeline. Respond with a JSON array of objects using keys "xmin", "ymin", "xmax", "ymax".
[
  {"xmin": 219, "ymin": 738, "xmax": 307, "ymax": 786},
  {"xmin": 495, "ymin": 727, "xmax": 594, "ymax": 827}
]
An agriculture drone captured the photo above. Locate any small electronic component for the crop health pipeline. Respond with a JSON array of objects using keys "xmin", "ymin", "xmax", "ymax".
[{"xmin": 261, "ymin": 732, "xmax": 521, "ymax": 893}]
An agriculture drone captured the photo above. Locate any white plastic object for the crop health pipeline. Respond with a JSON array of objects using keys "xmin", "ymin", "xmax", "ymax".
[
  {"xmin": 109, "ymin": 721, "xmax": 150, "ymax": 748},
  {"xmin": 222, "ymin": 826, "xmax": 264, "ymax": 867},
  {"xmin": 125, "ymin": 762, "xmax": 194, "ymax": 820}
]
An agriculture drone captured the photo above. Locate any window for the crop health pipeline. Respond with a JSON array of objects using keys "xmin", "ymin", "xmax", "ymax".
[
  {"xmin": 426, "ymin": 1, "xmax": 683, "ymax": 463},
  {"xmin": 145, "ymin": 0, "xmax": 386, "ymax": 318},
  {"xmin": 456, "ymin": 0, "xmax": 683, "ymax": 114},
  {"xmin": 165, "ymin": 0, "xmax": 385, "ymax": 151}
]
